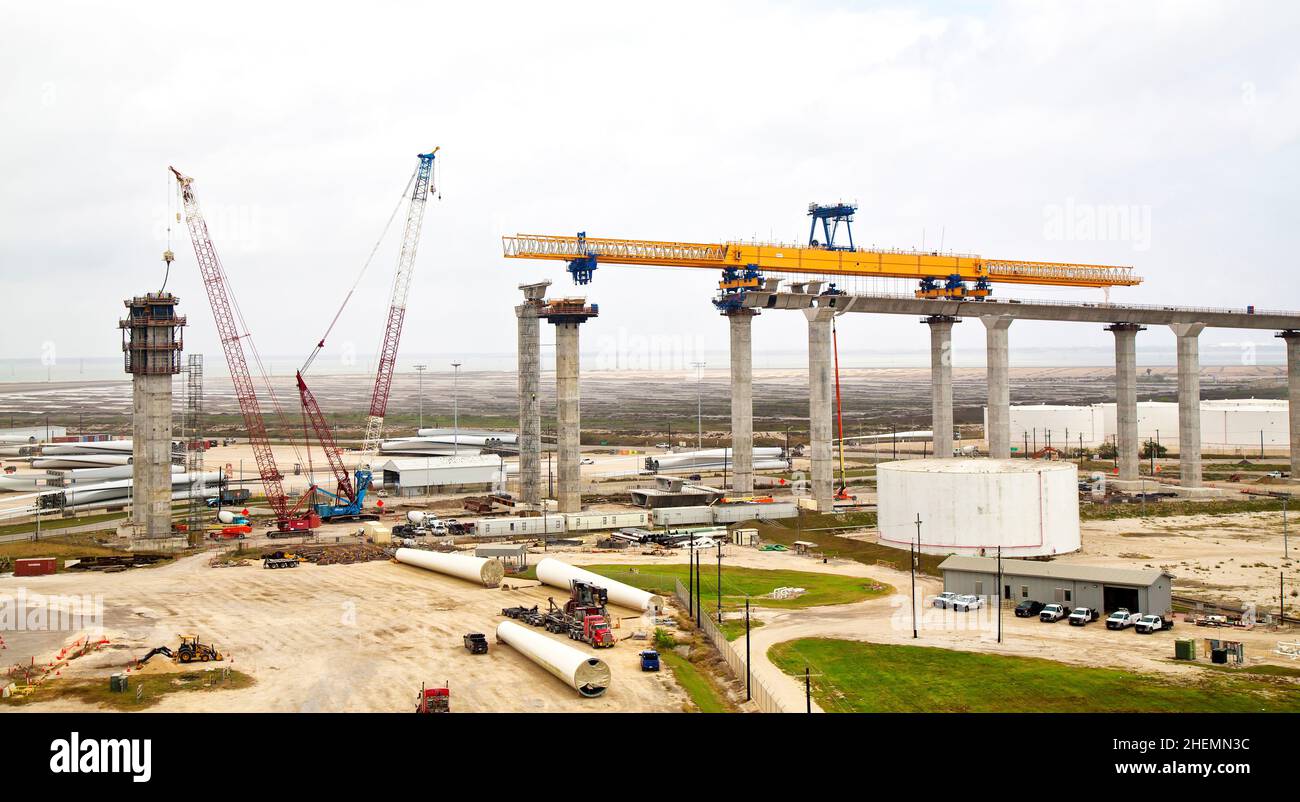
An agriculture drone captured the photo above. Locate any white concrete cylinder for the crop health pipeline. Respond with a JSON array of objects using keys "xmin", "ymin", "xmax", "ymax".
[
  {"xmin": 876, "ymin": 458, "xmax": 1080, "ymax": 557},
  {"xmin": 395, "ymin": 547, "xmax": 504, "ymax": 587},
  {"xmin": 535, "ymin": 557, "xmax": 664, "ymax": 613},
  {"xmin": 496, "ymin": 620, "xmax": 611, "ymax": 698}
]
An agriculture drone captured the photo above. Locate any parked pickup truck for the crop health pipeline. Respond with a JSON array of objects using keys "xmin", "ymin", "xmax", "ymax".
[
  {"xmin": 1135, "ymin": 614, "xmax": 1174, "ymax": 634},
  {"xmin": 952, "ymin": 594, "xmax": 984, "ymax": 612},
  {"xmin": 1015, "ymin": 600, "xmax": 1045, "ymax": 618},
  {"xmin": 1106, "ymin": 609, "xmax": 1142, "ymax": 630},
  {"xmin": 1040, "ymin": 603, "xmax": 1069, "ymax": 622},
  {"xmin": 462, "ymin": 633, "xmax": 489, "ymax": 654},
  {"xmin": 1068, "ymin": 607, "xmax": 1100, "ymax": 626},
  {"xmin": 932, "ymin": 592, "xmax": 959, "ymax": 609}
]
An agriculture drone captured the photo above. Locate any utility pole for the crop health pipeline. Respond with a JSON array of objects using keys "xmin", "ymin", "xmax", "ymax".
[
  {"xmin": 805, "ymin": 667, "xmax": 812, "ymax": 713},
  {"xmin": 695, "ymin": 548, "xmax": 702, "ymax": 628},
  {"xmin": 716, "ymin": 541, "xmax": 723, "ymax": 624},
  {"xmin": 691, "ymin": 361, "xmax": 706, "ymax": 453},
  {"xmin": 997, "ymin": 545, "xmax": 1003, "ymax": 644},
  {"xmin": 414, "ymin": 364, "xmax": 427, "ymax": 429},
  {"xmin": 451, "ymin": 362, "xmax": 462, "ymax": 452},
  {"xmin": 688, "ymin": 530, "xmax": 695, "ymax": 618},
  {"xmin": 1284, "ymin": 495, "xmax": 1290, "ymax": 559},
  {"xmin": 744, "ymin": 598, "xmax": 751, "ymax": 702},
  {"xmin": 912, "ymin": 513, "xmax": 921, "ymax": 639}
]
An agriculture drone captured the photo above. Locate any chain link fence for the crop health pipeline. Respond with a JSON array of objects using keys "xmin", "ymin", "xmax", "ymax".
[{"xmin": 672, "ymin": 578, "xmax": 792, "ymax": 713}]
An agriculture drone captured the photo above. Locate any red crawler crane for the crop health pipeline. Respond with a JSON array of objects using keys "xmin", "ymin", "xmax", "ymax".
[{"xmin": 170, "ymin": 167, "xmax": 318, "ymax": 535}]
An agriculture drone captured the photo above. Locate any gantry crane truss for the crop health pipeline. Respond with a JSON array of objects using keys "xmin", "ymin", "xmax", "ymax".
[{"xmin": 502, "ymin": 202, "xmax": 1141, "ymax": 303}]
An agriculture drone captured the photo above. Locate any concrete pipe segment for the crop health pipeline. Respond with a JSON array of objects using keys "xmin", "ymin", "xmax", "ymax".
[
  {"xmin": 394, "ymin": 547, "xmax": 504, "ymax": 587},
  {"xmin": 535, "ymin": 557, "xmax": 665, "ymax": 613},
  {"xmin": 496, "ymin": 620, "xmax": 611, "ymax": 698}
]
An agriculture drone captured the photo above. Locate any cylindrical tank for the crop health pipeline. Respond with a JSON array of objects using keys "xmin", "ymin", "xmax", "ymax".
[
  {"xmin": 876, "ymin": 458, "xmax": 1080, "ymax": 557},
  {"xmin": 217, "ymin": 509, "xmax": 241, "ymax": 524},
  {"xmin": 394, "ymin": 547, "xmax": 504, "ymax": 587},
  {"xmin": 536, "ymin": 557, "xmax": 664, "ymax": 612},
  {"xmin": 407, "ymin": 510, "xmax": 441, "ymax": 525},
  {"xmin": 496, "ymin": 620, "xmax": 611, "ymax": 698}
]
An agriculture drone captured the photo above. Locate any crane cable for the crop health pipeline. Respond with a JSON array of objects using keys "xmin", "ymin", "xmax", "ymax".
[{"xmin": 300, "ymin": 166, "xmax": 418, "ymax": 376}]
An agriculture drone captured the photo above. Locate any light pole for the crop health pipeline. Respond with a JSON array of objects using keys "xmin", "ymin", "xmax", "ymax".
[
  {"xmin": 911, "ymin": 513, "xmax": 921, "ymax": 639},
  {"xmin": 691, "ymin": 361, "xmax": 705, "ymax": 454},
  {"xmin": 451, "ymin": 362, "xmax": 462, "ymax": 452},
  {"xmin": 414, "ymin": 364, "xmax": 427, "ymax": 430}
]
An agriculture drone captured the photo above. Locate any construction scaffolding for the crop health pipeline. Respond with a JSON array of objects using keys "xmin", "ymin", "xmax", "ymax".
[{"xmin": 184, "ymin": 354, "xmax": 204, "ymax": 546}]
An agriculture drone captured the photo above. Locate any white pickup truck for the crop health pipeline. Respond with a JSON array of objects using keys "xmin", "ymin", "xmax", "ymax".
[
  {"xmin": 1039, "ymin": 603, "xmax": 1069, "ymax": 622},
  {"xmin": 1106, "ymin": 609, "xmax": 1142, "ymax": 630},
  {"xmin": 1068, "ymin": 607, "xmax": 1100, "ymax": 626},
  {"xmin": 1135, "ymin": 614, "xmax": 1174, "ymax": 634}
]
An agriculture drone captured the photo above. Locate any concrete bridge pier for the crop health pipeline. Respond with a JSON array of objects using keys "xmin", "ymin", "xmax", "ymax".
[
  {"xmin": 726, "ymin": 308, "xmax": 757, "ymax": 493},
  {"xmin": 981, "ymin": 314, "xmax": 1013, "ymax": 459},
  {"xmin": 515, "ymin": 281, "xmax": 550, "ymax": 506},
  {"xmin": 1170, "ymin": 322, "xmax": 1213, "ymax": 495},
  {"xmin": 927, "ymin": 316, "xmax": 958, "ymax": 459},
  {"xmin": 1278, "ymin": 330, "xmax": 1300, "ymax": 481},
  {"xmin": 805, "ymin": 306, "xmax": 837, "ymax": 512},
  {"xmin": 1107, "ymin": 323, "xmax": 1145, "ymax": 485}
]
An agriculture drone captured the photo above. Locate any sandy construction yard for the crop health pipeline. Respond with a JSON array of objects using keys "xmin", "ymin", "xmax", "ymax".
[{"xmin": 2, "ymin": 551, "xmax": 689, "ymax": 713}]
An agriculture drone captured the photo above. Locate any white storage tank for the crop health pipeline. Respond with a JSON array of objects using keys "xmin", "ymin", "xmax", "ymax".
[{"xmin": 876, "ymin": 458, "xmax": 1080, "ymax": 557}]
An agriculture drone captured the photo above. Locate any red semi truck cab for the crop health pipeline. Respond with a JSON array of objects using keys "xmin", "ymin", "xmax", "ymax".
[{"xmin": 583, "ymin": 615, "xmax": 616, "ymax": 648}]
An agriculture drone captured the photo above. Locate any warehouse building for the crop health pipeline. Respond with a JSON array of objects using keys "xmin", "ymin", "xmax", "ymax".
[
  {"xmin": 379, "ymin": 455, "xmax": 503, "ymax": 497},
  {"xmin": 939, "ymin": 556, "xmax": 1174, "ymax": 616},
  {"xmin": 991, "ymin": 399, "xmax": 1288, "ymax": 453}
]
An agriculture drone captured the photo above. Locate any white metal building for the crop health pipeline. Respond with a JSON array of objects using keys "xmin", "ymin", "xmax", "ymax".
[
  {"xmin": 991, "ymin": 399, "xmax": 1289, "ymax": 452},
  {"xmin": 379, "ymin": 455, "xmax": 504, "ymax": 497}
]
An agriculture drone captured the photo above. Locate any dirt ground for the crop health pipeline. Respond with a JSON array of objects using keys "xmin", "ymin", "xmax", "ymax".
[{"xmin": 1, "ymin": 550, "xmax": 690, "ymax": 713}]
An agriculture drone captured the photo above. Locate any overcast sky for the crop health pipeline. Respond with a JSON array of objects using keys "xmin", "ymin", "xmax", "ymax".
[{"xmin": 2, "ymin": 1, "xmax": 1298, "ymax": 377}]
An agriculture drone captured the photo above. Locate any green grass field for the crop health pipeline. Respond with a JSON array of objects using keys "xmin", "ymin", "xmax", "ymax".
[
  {"xmin": 571, "ymin": 563, "xmax": 891, "ymax": 611},
  {"xmin": 3, "ymin": 668, "xmax": 255, "ymax": 710},
  {"xmin": 0, "ymin": 511, "xmax": 126, "ymax": 538},
  {"xmin": 1079, "ymin": 497, "xmax": 1289, "ymax": 521},
  {"xmin": 659, "ymin": 650, "xmax": 732, "ymax": 712},
  {"xmin": 742, "ymin": 514, "xmax": 947, "ymax": 576},
  {"xmin": 768, "ymin": 639, "xmax": 1300, "ymax": 713},
  {"xmin": 0, "ymin": 532, "xmax": 133, "ymax": 569}
]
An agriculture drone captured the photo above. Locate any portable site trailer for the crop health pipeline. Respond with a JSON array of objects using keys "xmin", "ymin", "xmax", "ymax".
[
  {"xmin": 562, "ymin": 511, "xmax": 650, "ymax": 532},
  {"xmin": 473, "ymin": 514, "xmax": 566, "ymax": 538},
  {"xmin": 712, "ymin": 502, "xmax": 798, "ymax": 523},
  {"xmin": 651, "ymin": 506, "xmax": 714, "ymax": 527}
]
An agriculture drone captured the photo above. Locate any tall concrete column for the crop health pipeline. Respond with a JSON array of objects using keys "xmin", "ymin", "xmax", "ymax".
[
  {"xmin": 1171, "ymin": 322, "xmax": 1205, "ymax": 489},
  {"xmin": 515, "ymin": 281, "xmax": 550, "ymax": 506},
  {"xmin": 1107, "ymin": 323, "xmax": 1144, "ymax": 481},
  {"xmin": 981, "ymin": 315, "xmax": 1013, "ymax": 459},
  {"xmin": 726, "ymin": 309, "xmax": 757, "ymax": 493},
  {"xmin": 1278, "ymin": 331, "xmax": 1300, "ymax": 479},
  {"xmin": 542, "ymin": 301, "xmax": 598, "ymax": 514},
  {"xmin": 805, "ymin": 306, "xmax": 836, "ymax": 512},
  {"xmin": 120, "ymin": 292, "xmax": 185, "ymax": 550},
  {"xmin": 927, "ymin": 316, "xmax": 958, "ymax": 459}
]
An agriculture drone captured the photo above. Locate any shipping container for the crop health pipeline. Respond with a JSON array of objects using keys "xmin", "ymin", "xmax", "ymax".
[{"xmin": 14, "ymin": 557, "xmax": 57, "ymax": 576}]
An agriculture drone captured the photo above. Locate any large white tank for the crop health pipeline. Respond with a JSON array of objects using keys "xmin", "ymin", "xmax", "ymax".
[{"xmin": 876, "ymin": 458, "xmax": 1080, "ymax": 557}]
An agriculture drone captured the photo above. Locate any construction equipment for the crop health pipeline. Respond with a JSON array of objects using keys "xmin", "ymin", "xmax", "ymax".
[
  {"xmin": 171, "ymin": 167, "xmax": 319, "ymax": 537},
  {"xmin": 415, "ymin": 682, "xmax": 450, "ymax": 713},
  {"xmin": 359, "ymin": 149, "xmax": 440, "ymax": 464},
  {"xmin": 175, "ymin": 635, "xmax": 222, "ymax": 663},
  {"xmin": 136, "ymin": 645, "xmax": 174, "ymax": 666},
  {"xmin": 262, "ymin": 550, "xmax": 302, "ymax": 569},
  {"xmin": 295, "ymin": 372, "xmax": 375, "ymax": 522},
  {"xmin": 502, "ymin": 202, "xmax": 1140, "ymax": 303},
  {"xmin": 832, "ymin": 317, "xmax": 854, "ymax": 501}
]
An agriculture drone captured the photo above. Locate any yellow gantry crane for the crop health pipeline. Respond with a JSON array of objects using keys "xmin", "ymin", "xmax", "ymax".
[{"xmin": 502, "ymin": 203, "xmax": 1141, "ymax": 307}]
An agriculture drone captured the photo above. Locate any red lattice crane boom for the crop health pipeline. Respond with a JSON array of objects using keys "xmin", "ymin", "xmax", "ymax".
[{"xmin": 170, "ymin": 167, "xmax": 317, "ymax": 533}]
